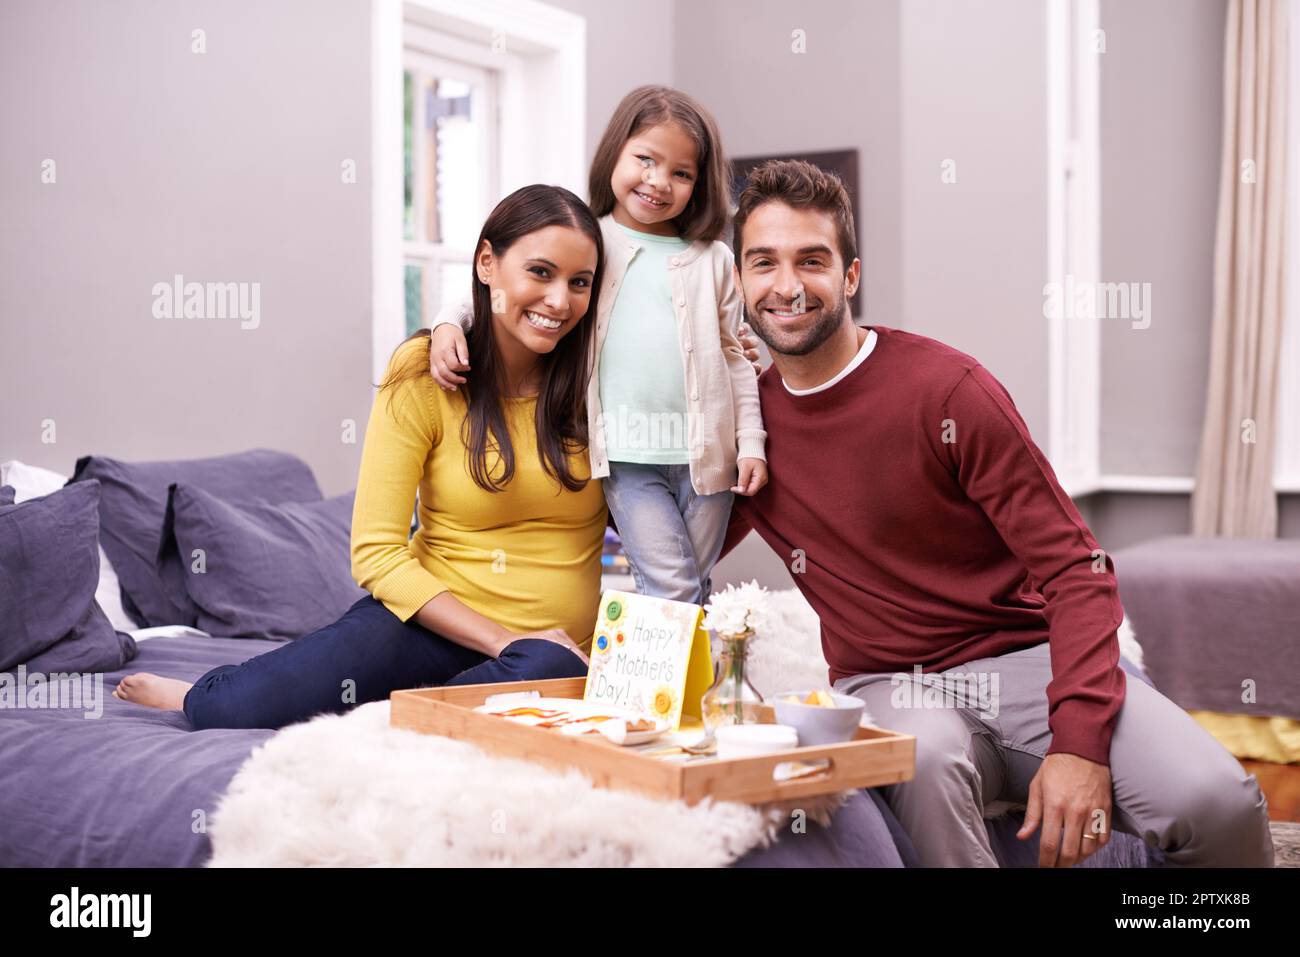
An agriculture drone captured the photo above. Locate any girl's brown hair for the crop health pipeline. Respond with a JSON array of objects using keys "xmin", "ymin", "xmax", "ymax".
[
  {"xmin": 587, "ymin": 85, "xmax": 731, "ymax": 243},
  {"xmin": 378, "ymin": 184, "xmax": 603, "ymax": 493}
]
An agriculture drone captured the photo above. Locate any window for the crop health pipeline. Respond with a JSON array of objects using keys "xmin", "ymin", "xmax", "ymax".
[
  {"xmin": 402, "ymin": 54, "xmax": 497, "ymax": 336},
  {"xmin": 370, "ymin": 0, "xmax": 586, "ymax": 386}
]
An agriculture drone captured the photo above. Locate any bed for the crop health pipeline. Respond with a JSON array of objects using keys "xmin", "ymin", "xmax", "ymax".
[
  {"xmin": 0, "ymin": 627, "xmax": 909, "ymax": 866},
  {"xmin": 0, "ymin": 628, "xmax": 1164, "ymax": 868},
  {"xmin": 0, "ymin": 631, "xmax": 281, "ymax": 867}
]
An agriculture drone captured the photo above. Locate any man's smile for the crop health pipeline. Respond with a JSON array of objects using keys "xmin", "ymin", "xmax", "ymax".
[{"xmin": 762, "ymin": 303, "xmax": 820, "ymax": 324}]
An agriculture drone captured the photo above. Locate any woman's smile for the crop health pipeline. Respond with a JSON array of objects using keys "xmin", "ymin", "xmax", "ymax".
[{"xmin": 523, "ymin": 309, "xmax": 566, "ymax": 333}]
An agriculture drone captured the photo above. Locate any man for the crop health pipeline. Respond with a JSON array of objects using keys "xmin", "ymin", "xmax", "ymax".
[{"xmin": 721, "ymin": 159, "xmax": 1274, "ymax": 867}]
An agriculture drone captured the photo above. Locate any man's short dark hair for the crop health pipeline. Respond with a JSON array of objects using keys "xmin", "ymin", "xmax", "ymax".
[{"xmin": 732, "ymin": 159, "xmax": 857, "ymax": 269}]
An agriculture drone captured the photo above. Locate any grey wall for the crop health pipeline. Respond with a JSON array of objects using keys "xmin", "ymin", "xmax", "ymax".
[
  {"xmin": 898, "ymin": 0, "xmax": 1050, "ymax": 441},
  {"xmin": 672, "ymin": 0, "xmax": 902, "ymax": 328},
  {"xmin": 546, "ymin": 0, "xmax": 675, "ymax": 164},
  {"xmin": 0, "ymin": 0, "xmax": 374, "ymax": 495},
  {"xmin": 1099, "ymin": 0, "xmax": 1226, "ymax": 477},
  {"xmin": 1083, "ymin": 495, "xmax": 1300, "ymax": 550}
]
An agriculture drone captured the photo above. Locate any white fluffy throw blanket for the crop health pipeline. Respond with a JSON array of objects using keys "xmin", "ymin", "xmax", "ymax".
[
  {"xmin": 207, "ymin": 590, "xmax": 1145, "ymax": 866},
  {"xmin": 207, "ymin": 700, "xmax": 785, "ymax": 866}
]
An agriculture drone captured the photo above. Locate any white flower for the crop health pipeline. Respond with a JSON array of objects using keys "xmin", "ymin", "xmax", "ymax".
[{"xmin": 702, "ymin": 579, "xmax": 773, "ymax": 638}]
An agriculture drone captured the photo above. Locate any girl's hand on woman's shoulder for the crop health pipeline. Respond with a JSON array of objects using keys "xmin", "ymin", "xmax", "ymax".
[
  {"xmin": 733, "ymin": 458, "xmax": 768, "ymax": 496},
  {"xmin": 429, "ymin": 323, "xmax": 471, "ymax": 391}
]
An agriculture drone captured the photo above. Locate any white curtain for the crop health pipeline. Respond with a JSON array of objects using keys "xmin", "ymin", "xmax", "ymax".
[{"xmin": 1192, "ymin": 0, "xmax": 1290, "ymax": 538}]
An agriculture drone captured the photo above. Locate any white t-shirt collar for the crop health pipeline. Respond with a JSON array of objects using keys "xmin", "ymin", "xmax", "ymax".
[{"xmin": 781, "ymin": 327, "xmax": 878, "ymax": 395}]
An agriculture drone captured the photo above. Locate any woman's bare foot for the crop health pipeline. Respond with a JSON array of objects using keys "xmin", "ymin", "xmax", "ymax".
[{"xmin": 113, "ymin": 673, "xmax": 193, "ymax": 711}]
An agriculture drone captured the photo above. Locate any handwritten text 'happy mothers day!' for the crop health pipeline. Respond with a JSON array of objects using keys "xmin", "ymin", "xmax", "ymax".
[{"xmin": 585, "ymin": 617, "xmax": 680, "ymax": 710}]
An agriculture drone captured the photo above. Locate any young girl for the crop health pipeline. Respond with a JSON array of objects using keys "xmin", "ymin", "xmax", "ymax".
[{"xmin": 428, "ymin": 85, "xmax": 766, "ymax": 606}]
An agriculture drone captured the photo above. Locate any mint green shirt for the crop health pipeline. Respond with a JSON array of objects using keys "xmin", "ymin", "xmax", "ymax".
[{"xmin": 598, "ymin": 222, "xmax": 693, "ymax": 465}]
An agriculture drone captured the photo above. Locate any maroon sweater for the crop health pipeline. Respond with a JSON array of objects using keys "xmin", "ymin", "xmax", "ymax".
[{"xmin": 722, "ymin": 325, "xmax": 1126, "ymax": 766}]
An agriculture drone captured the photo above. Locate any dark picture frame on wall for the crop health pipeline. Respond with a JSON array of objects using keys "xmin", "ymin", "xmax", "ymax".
[{"xmin": 729, "ymin": 149, "xmax": 862, "ymax": 319}]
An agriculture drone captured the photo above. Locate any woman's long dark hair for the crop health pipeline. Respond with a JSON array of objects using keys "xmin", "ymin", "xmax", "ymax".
[{"xmin": 380, "ymin": 184, "xmax": 603, "ymax": 493}]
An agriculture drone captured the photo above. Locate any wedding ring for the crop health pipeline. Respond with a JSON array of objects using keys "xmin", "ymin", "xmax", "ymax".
[{"xmin": 1082, "ymin": 833, "xmax": 1099, "ymax": 841}]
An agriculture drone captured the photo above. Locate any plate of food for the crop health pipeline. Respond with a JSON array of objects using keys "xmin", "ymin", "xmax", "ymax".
[{"xmin": 475, "ymin": 694, "xmax": 670, "ymax": 746}]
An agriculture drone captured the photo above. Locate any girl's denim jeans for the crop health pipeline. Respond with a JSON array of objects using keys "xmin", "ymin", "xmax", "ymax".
[{"xmin": 601, "ymin": 461, "xmax": 734, "ymax": 605}]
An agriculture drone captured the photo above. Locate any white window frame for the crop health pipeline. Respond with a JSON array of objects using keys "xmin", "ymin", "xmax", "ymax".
[
  {"xmin": 402, "ymin": 48, "xmax": 498, "ymax": 339},
  {"xmin": 370, "ymin": 0, "xmax": 586, "ymax": 386},
  {"xmin": 1046, "ymin": 0, "xmax": 1102, "ymax": 498}
]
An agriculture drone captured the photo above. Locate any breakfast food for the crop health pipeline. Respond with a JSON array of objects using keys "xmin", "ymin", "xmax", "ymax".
[
  {"xmin": 491, "ymin": 708, "xmax": 650, "ymax": 732},
  {"xmin": 496, "ymin": 706, "xmax": 567, "ymax": 719},
  {"xmin": 538, "ymin": 713, "xmax": 618, "ymax": 729},
  {"xmin": 479, "ymin": 698, "xmax": 665, "ymax": 745},
  {"xmin": 572, "ymin": 716, "xmax": 656, "ymax": 735},
  {"xmin": 782, "ymin": 690, "xmax": 837, "ymax": 707}
]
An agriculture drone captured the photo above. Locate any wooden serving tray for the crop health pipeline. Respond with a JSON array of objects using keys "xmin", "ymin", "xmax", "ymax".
[{"xmin": 390, "ymin": 678, "xmax": 914, "ymax": 806}]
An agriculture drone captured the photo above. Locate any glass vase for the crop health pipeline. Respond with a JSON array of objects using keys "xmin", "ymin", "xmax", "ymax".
[{"xmin": 700, "ymin": 630, "xmax": 765, "ymax": 731}]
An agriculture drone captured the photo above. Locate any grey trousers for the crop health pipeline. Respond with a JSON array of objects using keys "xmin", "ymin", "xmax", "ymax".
[{"xmin": 833, "ymin": 642, "xmax": 1275, "ymax": 867}]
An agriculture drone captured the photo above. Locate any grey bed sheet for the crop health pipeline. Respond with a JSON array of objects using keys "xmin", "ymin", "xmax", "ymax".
[
  {"xmin": 0, "ymin": 634, "xmax": 283, "ymax": 867},
  {"xmin": 0, "ymin": 634, "xmax": 1157, "ymax": 868}
]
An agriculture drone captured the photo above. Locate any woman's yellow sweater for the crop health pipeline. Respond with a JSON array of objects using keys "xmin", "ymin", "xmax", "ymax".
[{"xmin": 349, "ymin": 336, "xmax": 607, "ymax": 651}]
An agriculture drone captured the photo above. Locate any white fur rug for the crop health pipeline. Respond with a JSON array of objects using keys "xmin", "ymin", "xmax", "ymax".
[
  {"xmin": 207, "ymin": 590, "xmax": 847, "ymax": 866},
  {"xmin": 207, "ymin": 589, "xmax": 1145, "ymax": 866},
  {"xmin": 207, "ymin": 699, "xmax": 790, "ymax": 866}
]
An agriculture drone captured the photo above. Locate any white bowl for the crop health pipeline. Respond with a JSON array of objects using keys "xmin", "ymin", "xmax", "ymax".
[
  {"xmin": 714, "ymin": 723, "xmax": 799, "ymax": 760},
  {"xmin": 773, "ymin": 690, "xmax": 866, "ymax": 746}
]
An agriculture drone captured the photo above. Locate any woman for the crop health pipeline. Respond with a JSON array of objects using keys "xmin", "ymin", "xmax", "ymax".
[{"xmin": 113, "ymin": 184, "xmax": 609, "ymax": 730}]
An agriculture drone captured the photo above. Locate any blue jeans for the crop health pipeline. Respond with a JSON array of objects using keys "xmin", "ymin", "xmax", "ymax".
[
  {"xmin": 601, "ymin": 461, "xmax": 734, "ymax": 605},
  {"xmin": 182, "ymin": 594, "xmax": 589, "ymax": 730}
]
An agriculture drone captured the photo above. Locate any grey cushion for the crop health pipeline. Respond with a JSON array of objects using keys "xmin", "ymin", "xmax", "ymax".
[
  {"xmin": 0, "ymin": 481, "xmax": 137, "ymax": 673},
  {"xmin": 68, "ymin": 450, "xmax": 323, "ymax": 628},
  {"xmin": 161, "ymin": 483, "xmax": 364, "ymax": 641},
  {"xmin": 0, "ymin": 486, "xmax": 13, "ymax": 507}
]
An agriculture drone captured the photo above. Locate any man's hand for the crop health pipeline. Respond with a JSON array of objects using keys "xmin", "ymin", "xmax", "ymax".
[
  {"xmin": 1016, "ymin": 752, "xmax": 1113, "ymax": 867},
  {"xmin": 732, "ymin": 458, "xmax": 768, "ymax": 496}
]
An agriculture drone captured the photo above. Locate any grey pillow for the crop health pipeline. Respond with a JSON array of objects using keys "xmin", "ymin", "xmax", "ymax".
[
  {"xmin": 0, "ymin": 486, "xmax": 13, "ymax": 506},
  {"xmin": 162, "ymin": 483, "xmax": 364, "ymax": 641},
  {"xmin": 0, "ymin": 481, "xmax": 137, "ymax": 673},
  {"xmin": 68, "ymin": 449, "xmax": 323, "ymax": 628}
]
